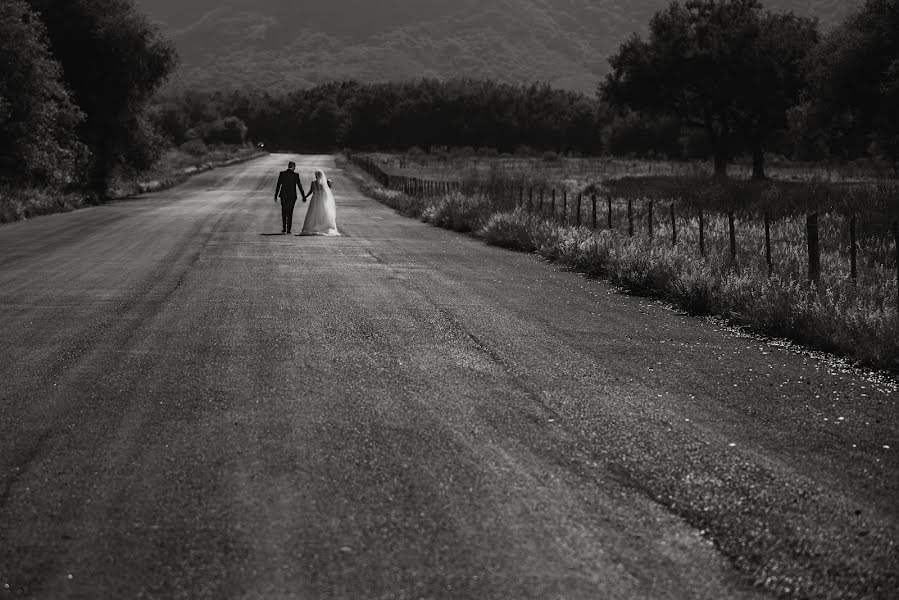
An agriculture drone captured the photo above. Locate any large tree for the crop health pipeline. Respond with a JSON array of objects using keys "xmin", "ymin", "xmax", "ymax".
[
  {"xmin": 797, "ymin": 0, "xmax": 899, "ymax": 174},
  {"xmin": 0, "ymin": 0, "xmax": 86, "ymax": 185},
  {"xmin": 25, "ymin": 0, "xmax": 178, "ymax": 194},
  {"xmin": 601, "ymin": 0, "xmax": 818, "ymax": 178}
]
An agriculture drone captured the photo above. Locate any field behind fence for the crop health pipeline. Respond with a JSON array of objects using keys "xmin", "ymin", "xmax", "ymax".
[{"xmin": 349, "ymin": 152, "xmax": 899, "ymax": 368}]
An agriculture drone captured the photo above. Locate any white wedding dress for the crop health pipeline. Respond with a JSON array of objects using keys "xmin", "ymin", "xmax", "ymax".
[{"xmin": 300, "ymin": 171, "xmax": 340, "ymax": 236}]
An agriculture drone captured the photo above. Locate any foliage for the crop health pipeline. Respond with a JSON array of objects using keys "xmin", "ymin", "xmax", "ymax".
[
  {"xmin": 187, "ymin": 117, "xmax": 249, "ymax": 146},
  {"xmin": 601, "ymin": 0, "xmax": 818, "ymax": 178},
  {"xmin": 0, "ymin": 184, "xmax": 94, "ymax": 223},
  {"xmin": 362, "ymin": 172, "xmax": 898, "ymax": 370},
  {"xmin": 25, "ymin": 0, "xmax": 178, "ymax": 193},
  {"xmin": 0, "ymin": 1, "xmax": 87, "ymax": 185},
  {"xmin": 604, "ymin": 111, "xmax": 682, "ymax": 159},
  {"xmin": 153, "ymin": 80, "xmax": 605, "ymax": 155},
  {"xmin": 179, "ymin": 139, "xmax": 208, "ymax": 157},
  {"xmin": 797, "ymin": 0, "xmax": 899, "ymax": 174}
]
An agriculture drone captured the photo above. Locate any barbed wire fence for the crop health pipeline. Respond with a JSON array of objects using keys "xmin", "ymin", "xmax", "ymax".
[{"xmin": 349, "ymin": 153, "xmax": 899, "ymax": 316}]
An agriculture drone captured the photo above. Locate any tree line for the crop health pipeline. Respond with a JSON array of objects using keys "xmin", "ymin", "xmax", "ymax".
[
  {"xmin": 150, "ymin": 80, "xmax": 603, "ymax": 157},
  {"xmin": 153, "ymin": 0, "xmax": 898, "ymax": 179},
  {"xmin": 2, "ymin": 0, "xmax": 897, "ymax": 195},
  {"xmin": 602, "ymin": 0, "xmax": 898, "ymax": 178}
]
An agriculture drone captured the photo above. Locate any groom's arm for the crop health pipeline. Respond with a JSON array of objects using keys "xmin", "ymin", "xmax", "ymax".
[{"xmin": 274, "ymin": 173, "xmax": 283, "ymax": 202}]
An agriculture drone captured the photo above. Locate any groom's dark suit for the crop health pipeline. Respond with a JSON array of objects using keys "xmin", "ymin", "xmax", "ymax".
[{"xmin": 275, "ymin": 169, "xmax": 306, "ymax": 232}]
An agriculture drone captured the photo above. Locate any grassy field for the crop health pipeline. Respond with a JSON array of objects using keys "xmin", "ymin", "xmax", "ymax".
[
  {"xmin": 364, "ymin": 151, "xmax": 887, "ymax": 190},
  {"xmin": 348, "ymin": 153, "xmax": 899, "ymax": 371},
  {"xmin": 0, "ymin": 145, "xmax": 264, "ymax": 224}
]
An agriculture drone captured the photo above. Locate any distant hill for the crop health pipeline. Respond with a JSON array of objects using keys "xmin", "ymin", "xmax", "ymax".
[{"xmin": 135, "ymin": 0, "xmax": 860, "ymax": 94}]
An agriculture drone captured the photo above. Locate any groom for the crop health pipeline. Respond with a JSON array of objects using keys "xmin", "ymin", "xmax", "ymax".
[{"xmin": 274, "ymin": 161, "xmax": 307, "ymax": 233}]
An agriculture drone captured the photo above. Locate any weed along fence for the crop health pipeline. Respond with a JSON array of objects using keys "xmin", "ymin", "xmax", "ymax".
[{"xmin": 349, "ymin": 153, "xmax": 899, "ymax": 317}]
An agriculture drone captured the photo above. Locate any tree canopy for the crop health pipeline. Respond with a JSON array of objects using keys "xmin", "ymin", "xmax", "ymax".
[
  {"xmin": 601, "ymin": 0, "xmax": 818, "ymax": 178},
  {"xmin": 0, "ymin": 0, "xmax": 86, "ymax": 185},
  {"xmin": 153, "ymin": 80, "xmax": 606, "ymax": 156},
  {"xmin": 797, "ymin": 0, "xmax": 899, "ymax": 174},
  {"xmin": 24, "ymin": 0, "xmax": 178, "ymax": 193}
]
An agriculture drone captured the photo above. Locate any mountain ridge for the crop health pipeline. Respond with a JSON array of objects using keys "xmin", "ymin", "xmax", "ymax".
[{"xmin": 135, "ymin": 0, "xmax": 860, "ymax": 94}]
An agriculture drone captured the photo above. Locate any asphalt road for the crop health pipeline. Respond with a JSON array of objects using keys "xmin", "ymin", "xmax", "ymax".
[{"xmin": 1, "ymin": 154, "xmax": 896, "ymax": 599}]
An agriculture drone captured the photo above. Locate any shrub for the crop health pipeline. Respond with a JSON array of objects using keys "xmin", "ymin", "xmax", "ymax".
[
  {"xmin": 179, "ymin": 139, "xmax": 207, "ymax": 156},
  {"xmin": 542, "ymin": 151, "xmax": 561, "ymax": 162},
  {"xmin": 421, "ymin": 191, "xmax": 492, "ymax": 232},
  {"xmin": 369, "ymin": 179, "xmax": 899, "ymax": 370}
]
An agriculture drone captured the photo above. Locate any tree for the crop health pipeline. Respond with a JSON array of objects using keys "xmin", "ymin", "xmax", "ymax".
[
  {"xmin": 25, "ymin": 0, "xmax": 178, "ymax": 194},
  {"xmin": 148, "ymin": 102, "xmax": 190, "ymax": 146},
  {"xmin": 798, "ymin": 0, "xmax": 899, "ymax": 174},
  {"xmin": 601, "ymin": 0, "xmax": 817, "ymax": 178},
  {"xmin": 0, "ymin": 0, "xmax": 86, "ymax": 185}
]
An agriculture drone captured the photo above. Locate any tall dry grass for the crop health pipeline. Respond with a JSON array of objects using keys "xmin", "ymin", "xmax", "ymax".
[
  {"xmin": 365, "ymin": 182, "xmax": 899, "ymax": 370},
  {"xmin": 0, "ymin": 186, "xmax": 97, "ymax": 223}
]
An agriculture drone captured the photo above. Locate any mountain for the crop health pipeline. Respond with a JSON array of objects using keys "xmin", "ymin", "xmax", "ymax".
[{"xmin": 135, "ymin": 0, "xmax": 860, "ymax": 94}]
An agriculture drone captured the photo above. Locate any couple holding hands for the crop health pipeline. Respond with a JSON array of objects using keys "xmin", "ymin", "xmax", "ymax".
[{"xmin": 274, "ymin": 161, "xmax": 340, "ymax": 236}]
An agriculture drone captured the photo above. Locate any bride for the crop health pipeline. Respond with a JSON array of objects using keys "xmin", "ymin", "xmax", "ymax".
[{"xmin": 300, "ymin": 170, "xmax": 340, "ymax": 236}]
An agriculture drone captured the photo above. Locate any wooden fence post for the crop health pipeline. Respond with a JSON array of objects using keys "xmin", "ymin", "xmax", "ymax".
[
  {"xmin": 551, "ymin": 189, "xmax": 556, "ymax": 219},
  {"xmin": 807, "ymin": 213, "xmax": 820, "ymax": 283},
  {"xmin": 519, "ymin": 185, "xmax": 524, "ymax": 209},
  {"xmin": 627, "ymin": 199, "xmax": 634, "ymax": 237},
  {"xmin": 539, "ymin": 187, "xmax": 544, "ymax": 213},
  {"xmin": 765, "ymin": 212, "xmax": 772, "ymax": 277},
  {"xmin": 893, "ymin": 221, "xmax": 899, "ymax": 315},
  {"xmin": 728, "ymin": 212, "xmax": 736, "ymax": 262},
  {"xmin": 670, "ymin": 204, "xmax": 677, "ymax": 246},
  {"xmin": 562, "ymin": 190, "xmax": 568, "ymax": 224},
  {"xmin": 607, "ymin": 195, "xmax": 613, "ymax": 229},
  {"xmin": 699, "ymin": 210, "xmax": 705, "ymax": 257},
  {"xmin": 850, "ymin": 215, "xmax": 857, "ymax": 281},
  {"xmin": 528, "ymin": 187, "xmax": 533, "ymax": 212},
  {"xmin": 576, "ymin": 193, "xmax": 583, "ymax": 227},
  {"xmin": 648, "ymin": 200, "xmax": 654, "ymax": 240},
  {"xmin": 591, "ymin": 194, "xmax": 597, "ymax": 229}
]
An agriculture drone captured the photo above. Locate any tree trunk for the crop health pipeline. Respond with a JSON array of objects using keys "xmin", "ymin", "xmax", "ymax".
[
  {"xmin": 752, "ymin": 138, "xmax": 766, "ymax": 180},
  {"xmin": 713, "ymin": 149, "xmax": 728, "ymax": 177},
  {"xmin": 891, "ymin": 144, "xmax": 898, "ymax": 178},
  {"xmin": 706, "ymin": 111, "xmax": 730, "ymax": 177},
  {"xmin": 89, "ymin": 153, "xmax": 111, "ymax": 199}
]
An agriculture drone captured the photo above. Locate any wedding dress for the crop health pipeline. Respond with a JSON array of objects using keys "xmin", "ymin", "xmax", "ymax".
[{"xmin": 300, "ymin": 170, "xmax": 340, "ymax": 236}]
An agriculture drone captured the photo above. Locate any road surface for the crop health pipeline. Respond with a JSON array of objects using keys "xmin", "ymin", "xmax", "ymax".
[{"xmin": 1, "ymin": 154, "xmax": 896, "ymax": 599}]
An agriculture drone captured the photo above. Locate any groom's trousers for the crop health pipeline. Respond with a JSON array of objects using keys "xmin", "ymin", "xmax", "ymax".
[{"xmin": 281, "ymin": 199, "xmax": 297, "ymax": 232}]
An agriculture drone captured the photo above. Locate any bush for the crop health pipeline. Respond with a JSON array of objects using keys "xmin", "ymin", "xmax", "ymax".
[
  {"xmin": 514, "ymin": 145, "xmax": 536, "ymax": 156},
  {"xmin": 367, "ymin": 178, "xmax": 899, "ymax": 370},
  {"xmin": 0, "ymin": 185, "xmax": 91, "ymax": 223},
  {"xmin": 406, "ymin": 146, "xmax": 426, "ymax": 160},
  {"xmin": 420, "ymin": 191, "xmax": 492, "ymax": 232},
  {"xmin": 542, "ymin": 151, "xmax": 561, "ymax": 162},
  {"xmin": 179, "ymin": 139, "xmax": 207, "ymax": 156}
]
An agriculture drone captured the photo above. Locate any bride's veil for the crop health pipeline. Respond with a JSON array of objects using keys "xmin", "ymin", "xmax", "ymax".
[{"xmin": 315, "ymin": 170, "xmax": 334, "ymax": 203}]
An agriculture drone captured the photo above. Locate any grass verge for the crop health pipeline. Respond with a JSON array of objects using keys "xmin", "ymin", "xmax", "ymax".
[
  {"xmin": 1, "ymin": 145, "xmax": 266, "ymax": 225},
  {"xmin": 363, "ymin": 182, "xmax": 898, "ymax": 371}
]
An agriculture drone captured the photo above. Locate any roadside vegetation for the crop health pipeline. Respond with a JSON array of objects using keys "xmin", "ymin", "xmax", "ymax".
[
  {"xmin": 0, "ymin": 144, "xmax": 262, "ymax": 224},
  {"xmin": 0, "ymin": 0, "xmax": 263, "ymax": 225},
  {"xmin": 353, "ymin": 159, "xmax": 899, "ymax": 371}
]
